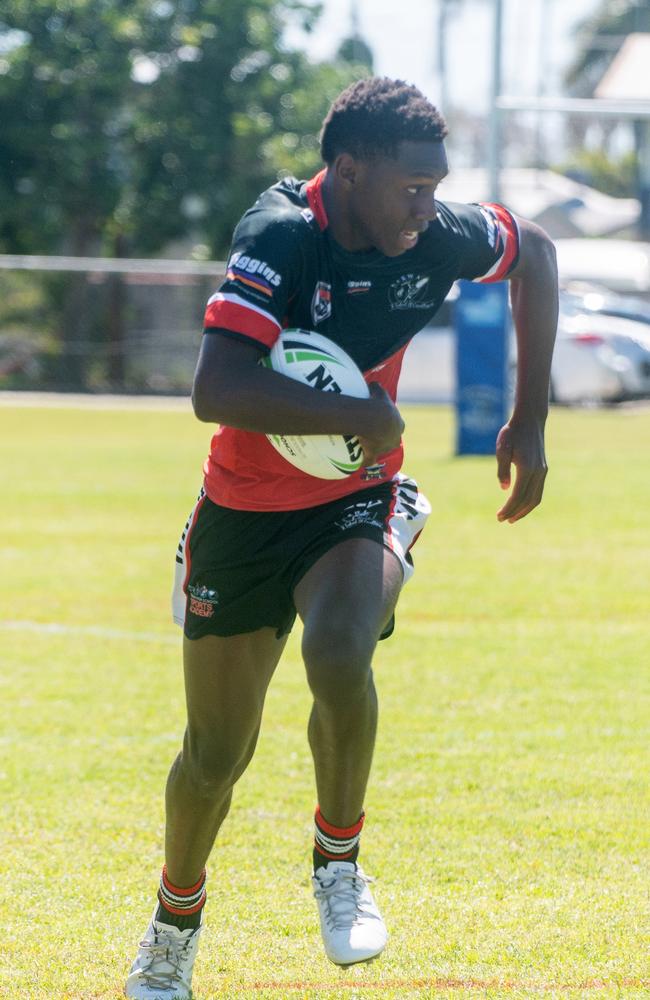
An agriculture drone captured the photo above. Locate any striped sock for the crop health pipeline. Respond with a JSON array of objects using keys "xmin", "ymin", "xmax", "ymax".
[
  {"xmin": 313, "ymin": 806, "xmax": 365, "ymax": 872},
  {"xmin": 155, "ymin": 865, "xmax": 206, "ymax": 930}
]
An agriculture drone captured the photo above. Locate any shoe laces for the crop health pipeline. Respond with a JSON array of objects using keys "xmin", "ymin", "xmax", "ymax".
[
  {"xmin": 314, "ymin": 867, "xmax": 376, "ymax": 932},
  {"xmin": 137, "ymin": 929, "xmax": 194, "ymax": 990}
]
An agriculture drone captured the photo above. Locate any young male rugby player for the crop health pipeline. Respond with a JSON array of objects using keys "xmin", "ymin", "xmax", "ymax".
[{"xmin": 126, "ymin": 77, "xmax": 557, "ymax": 997}]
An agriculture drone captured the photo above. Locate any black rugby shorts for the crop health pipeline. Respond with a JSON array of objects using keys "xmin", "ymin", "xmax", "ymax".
[{"xmin": 172, "ymin": 474, "xmax": 430, "ymax": 641}]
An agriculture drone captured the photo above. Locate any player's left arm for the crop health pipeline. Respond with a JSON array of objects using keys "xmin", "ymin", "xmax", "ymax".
[{"xmin": 496, "ymin": 217, "xmax": 558, "ymax": 524}]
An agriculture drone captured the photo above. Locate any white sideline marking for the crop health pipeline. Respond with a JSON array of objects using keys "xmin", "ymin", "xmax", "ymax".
[
  {"xmin": 0, "ymin": 620, "xmax": 179, "ymax": 644},
  {"xmin": 0, "ymin": 390, "xmax": 191, "ymax": 411}
]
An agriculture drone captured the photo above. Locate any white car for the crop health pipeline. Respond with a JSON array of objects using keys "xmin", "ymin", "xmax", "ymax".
[
  {"xmin": 561, "ymin": 283, "xmax": 650, "ymax": 328},
  {"xmin": 555, "ymin": 239, "xmax": 650, "ymax": 296},
  {"xmin": 551, "ymin": 309, "xmax": 650, "ymax": 405}
]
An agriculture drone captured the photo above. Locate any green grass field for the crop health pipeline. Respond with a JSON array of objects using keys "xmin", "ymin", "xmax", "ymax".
[{"xmin": 1, "ymin": 400, "xmax": 649, "ymax": 1000}]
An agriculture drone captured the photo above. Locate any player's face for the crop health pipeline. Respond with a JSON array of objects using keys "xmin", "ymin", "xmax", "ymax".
[{"xmin": 349, "ymin": 141, "xmax": 449, "ymax": 257}]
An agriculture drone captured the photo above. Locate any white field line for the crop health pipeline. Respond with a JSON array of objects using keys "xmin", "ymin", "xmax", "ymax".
[
  {"xmin": 0, "ymin": 390, "xmax": 191, "ymax": 411},
  {"xmin": 0, "ymin": 620, "xmax": 180, "ymax": 644},
  {"xmin": 1, "ymin": 617, "xmax": 639, "ymax": 645}
]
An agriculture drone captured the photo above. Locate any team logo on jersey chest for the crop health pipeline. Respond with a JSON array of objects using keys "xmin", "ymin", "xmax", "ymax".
[
  {"xmin": 311, "ymin": 281, "xmax": 332, "ymax": 324},
  {"xmin": 388, "ymin": 273, "xmax": 437, "ymax": 311}
]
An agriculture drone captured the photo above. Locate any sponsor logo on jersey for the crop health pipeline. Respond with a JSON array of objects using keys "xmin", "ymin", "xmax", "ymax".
[
  {"xmin": 311, "ymin": 281, "xmax": 332, "ymax": 324},
  {"xmin": 347, "ymin": 280, "xmax": 372, "ymax": 294},
  {"xmin": 227, "ymin": 252, "xmax": 282, "ymax": 298},
  {"xmin": 478, "ymin": 205, "xmax": 502, "ymax": 253},
  {"xmin": 336, "ymin": 497, "xmax": 384, "ymax": 531},
  {"xmin": 188, "ymin": 583, "xmax": 219, "ymax": 618},
  {"xmin": 388, "ymin": 273, "xmax": 437, "ymax": 311}
]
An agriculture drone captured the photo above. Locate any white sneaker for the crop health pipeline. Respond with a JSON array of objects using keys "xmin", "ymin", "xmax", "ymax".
[
  {"xmin": 125, "ymin": 907, "xmax": 203, "ymax": 999},
  {"xmin": 312, "ymin": 861, "xmax": 388, "ymax": 965}
]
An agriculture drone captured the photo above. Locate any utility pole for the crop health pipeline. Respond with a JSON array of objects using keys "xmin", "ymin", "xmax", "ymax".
[
  {"xmin": 350, "ymin": 0, "xmax": 362, "ymax": 64},
  {"xmin": 437, "ymin": 0, "xmax": 449, "ymax": 113},
  {"xmin": 436, "ymin": 0, "xmax": 461, "ymax": 116},
  {"xmin": 488, "ymin": 0, "xmax": 504, "ymax": 201}
]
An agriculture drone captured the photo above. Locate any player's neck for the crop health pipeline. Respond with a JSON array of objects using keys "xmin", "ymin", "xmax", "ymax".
[{"xmin": 321, "ymin": 169, "xmax": 373, "ymax": 254}]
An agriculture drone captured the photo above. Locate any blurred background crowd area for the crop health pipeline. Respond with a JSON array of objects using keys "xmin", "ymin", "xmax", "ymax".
[{"xmin": 1, "ymin": 0, "xmax": 649, "ymax": 399}]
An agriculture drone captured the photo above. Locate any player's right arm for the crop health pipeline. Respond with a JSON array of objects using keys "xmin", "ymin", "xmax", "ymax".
[
  {"xmin": 192, "ymin": 200, "xmax": 402, "ymax": 465},
  {"xmin": 192, "ymin": 334, "xmax": 403, "ymax": 467}
]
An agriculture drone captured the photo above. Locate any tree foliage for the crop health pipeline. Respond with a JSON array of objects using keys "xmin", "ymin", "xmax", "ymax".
[
  {"xmin": 556, "ymin": 148, "xmax": 639, "ymax": 199},
  {"xmin": 0, "ymin": 0, "xmax": 367, "ymax": 259}
]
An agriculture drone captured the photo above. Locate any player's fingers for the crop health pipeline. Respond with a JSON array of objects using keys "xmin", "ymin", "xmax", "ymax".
[
  {"xmin": 357, "ymin": 436, "xmax": 379, "ymax": 467},
  {"xmin": 497, "ymin": 469, "xmax": 545, "ymax": 522},
  {"xmin": 496, "ymin": 467, "xmax": 533, "ymax": 521},
  {"xmin": 495, "ymin": 427, "xmax": 513, "ymax": 489},
  {"xmin": 497, "ymin": 445, "xmax": 512, "ymax": 490},
  {"xmin": 502, "ymin": 502, "xmax": 535, "ymax": 524}
]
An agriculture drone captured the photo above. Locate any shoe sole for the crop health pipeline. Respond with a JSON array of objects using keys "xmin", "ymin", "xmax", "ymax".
[{"xmin": 327, "ymin": 946, "xmax": 386, "ymax": 967}]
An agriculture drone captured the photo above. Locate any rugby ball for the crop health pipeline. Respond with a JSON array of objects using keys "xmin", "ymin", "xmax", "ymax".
[{"xmin": 262, "ymin": 329, "xmax": 369, "ymax": 479}]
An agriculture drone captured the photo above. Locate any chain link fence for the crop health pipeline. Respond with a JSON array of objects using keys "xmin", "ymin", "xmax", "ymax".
[{"xmin": 0, "ymin": 256, "xmax": 225, "ymax": 394}]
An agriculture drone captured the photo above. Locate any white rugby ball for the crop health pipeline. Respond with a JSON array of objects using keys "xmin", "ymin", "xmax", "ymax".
[{"xmin": 262, "ymin": 329, "xmax": 369, "ymax": 479}]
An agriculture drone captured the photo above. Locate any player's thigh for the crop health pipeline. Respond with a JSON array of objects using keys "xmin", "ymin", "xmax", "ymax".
[
  {"xmin": 183, "ymin": 627, "xmax": 287, "ymax": 760},
  {"xmin": 293, "ymin": 537, "xmax": 403, "ymax": 648}
]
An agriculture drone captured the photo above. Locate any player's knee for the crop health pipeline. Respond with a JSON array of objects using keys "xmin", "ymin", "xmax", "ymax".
[
  {"xmin": 182, "ymin": 727, "xmax": 253, "ymax": 796},
  {"xmin": 302, "ymin": 624, "xmax": 374, "ymax": 707}
]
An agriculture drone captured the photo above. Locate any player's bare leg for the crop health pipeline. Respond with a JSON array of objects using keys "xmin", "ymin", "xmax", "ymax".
[
  {"xmin": 165, "ymin": 628, "xmax": 287, "ymax": 884},
  {"xmin": 294, "ymin": 537, "xmax": 402, "ymax": 826},
  {"xmin": 293, "ymin": 537, "xmax": 402, "ymax": 965},
  {"xmin": 126, "ymin": 627, "xmax": 286, "ymax": 998}
]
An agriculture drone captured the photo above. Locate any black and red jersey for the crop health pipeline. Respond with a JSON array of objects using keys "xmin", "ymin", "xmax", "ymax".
[{"xmin": 202, "ymin": 169, "xmax": 520, "ymax": 510}]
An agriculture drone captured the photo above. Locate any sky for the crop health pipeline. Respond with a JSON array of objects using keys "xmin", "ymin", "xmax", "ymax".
[{"xmin": 286, "ymin": 0, "xmax": 602, "ymax": 112}]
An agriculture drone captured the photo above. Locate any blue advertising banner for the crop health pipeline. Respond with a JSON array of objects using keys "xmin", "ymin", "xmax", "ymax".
[{"xmin": 455, "ymin": 280, "xmax": 510, "ymax": 455}]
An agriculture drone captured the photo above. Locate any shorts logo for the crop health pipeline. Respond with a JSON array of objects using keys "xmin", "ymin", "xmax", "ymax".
[
  {"xmin": 336, "ymin": 498, "xmax": 384, "ymax": 531},
  {"xmin": 388, "ymin": 273, "xmax": 436, "ymax": 311},
  {"xmin": 188, "ymin": 584, "xmax": 219, "ymax": 619},
  {"xmin": 311, "ymin": 281, "xmax": 332, "ymax": 324}
]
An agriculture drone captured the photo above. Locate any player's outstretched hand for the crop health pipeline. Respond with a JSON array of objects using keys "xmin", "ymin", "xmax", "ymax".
[
  {"xmin": 496, "ymin": 418, "xmax": 548, "ymax": 523},
  {"xmin": 357, "ymin": 383, "xmax": 405, "ymax": 467}
]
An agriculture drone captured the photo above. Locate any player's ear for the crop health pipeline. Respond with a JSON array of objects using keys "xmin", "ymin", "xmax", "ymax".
[{"xmin": 334, "ymin": 153, "xmax": 360, "ymax": 189}]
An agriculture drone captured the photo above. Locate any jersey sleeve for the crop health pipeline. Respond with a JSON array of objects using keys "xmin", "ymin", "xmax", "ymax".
[
  {"xmin": 203, "ymin": 205, "xmax": 305, "ymax": 350},
  {"xmin": 439, "ymin": 201, "xmax": 520, "ymax": 284}
]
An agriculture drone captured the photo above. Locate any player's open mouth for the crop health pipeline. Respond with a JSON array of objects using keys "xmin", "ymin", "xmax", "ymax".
[{"xmin": 399, "ymin": 230, "xmax": 420, "ymax": 249}]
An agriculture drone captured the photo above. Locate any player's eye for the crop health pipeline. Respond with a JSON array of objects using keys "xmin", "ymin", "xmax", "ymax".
[{"xmin": 406, "ymin": 184, "xmax": 439, "ymax": 196}]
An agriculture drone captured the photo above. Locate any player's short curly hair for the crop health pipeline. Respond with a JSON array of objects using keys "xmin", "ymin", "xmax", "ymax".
[{"xmin": 320, "ymin": 77, "xmax": 448, "ymax": 164}]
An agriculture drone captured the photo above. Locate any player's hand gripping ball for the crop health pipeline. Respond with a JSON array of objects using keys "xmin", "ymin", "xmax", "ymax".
[{"xmin": 262, "ymin": 329, "xmax": 369, "ymax": 479}]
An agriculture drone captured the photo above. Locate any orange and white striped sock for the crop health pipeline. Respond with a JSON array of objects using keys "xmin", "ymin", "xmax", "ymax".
[
  {"xmin": 155, "ymin": 865, "xmax": 206, "ymax": 930},
  {"xmin": 313, "ymin": 806, "xmax": 365, "ymax": 872}
]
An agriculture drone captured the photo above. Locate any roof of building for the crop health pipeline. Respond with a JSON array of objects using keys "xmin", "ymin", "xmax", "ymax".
[
  {"xmin": 439, "ymin": 168, "xmax": 639, "ymax": 238},
  {"xmin": 595, "ymin": 33, "xmax": 650, "ymax": 101}
]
